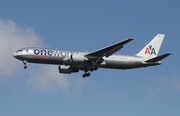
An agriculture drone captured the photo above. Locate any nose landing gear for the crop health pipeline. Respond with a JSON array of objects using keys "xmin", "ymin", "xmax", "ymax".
[{"xmin": 23, "ymin": 61, "xmax": 27, "ymax": 69}]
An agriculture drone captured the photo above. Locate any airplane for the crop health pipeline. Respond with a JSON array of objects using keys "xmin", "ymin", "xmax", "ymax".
[{"xmin": 13, "ymin": 34, "xmax": 171, "ymax": 78}]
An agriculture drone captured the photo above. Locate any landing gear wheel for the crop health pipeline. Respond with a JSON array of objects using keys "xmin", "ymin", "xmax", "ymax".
[
  {"xmin": 82, "ymin": 72, "xmax": 91, "ymax": 78},
  {"xmin": 86, "ymin": 72, "xmax": 90, "ymax": 77},
  {"xmin": 90, "ymin": 68, "xmax": 94, "ymax": 72},
  {"xmin": 90, "ymin": 66, "xmax": 98, "ymax": 72},
  {"xmin": 83, "ymin": 74, "xmax": 86, "ymax": 78},
  {"xmin": 24, "ymin": 65, "xmax": 27, "ymax": 69},
  {"xmin": 93, "ymin": 66, "xmax": 98, "ymax": 71}
]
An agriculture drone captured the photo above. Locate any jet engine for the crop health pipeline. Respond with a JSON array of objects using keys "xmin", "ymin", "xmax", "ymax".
[
  {"xmin": 58, "ymin": 65, "xmax": 79, "ymax": 74},
  {"xmin": 63, "ymin": 55, "xmax": 88, "ymax": 64}
]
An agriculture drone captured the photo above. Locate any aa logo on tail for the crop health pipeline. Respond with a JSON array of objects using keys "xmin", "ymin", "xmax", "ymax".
[{"xmin": 144, "ymin": 45, "xmax": 156, "ymax": 55}]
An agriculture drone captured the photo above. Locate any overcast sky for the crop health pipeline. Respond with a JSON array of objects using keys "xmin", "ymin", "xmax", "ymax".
[{"xmin": 0, "ymin": 0, "xmax": 179, "ymax": 116}]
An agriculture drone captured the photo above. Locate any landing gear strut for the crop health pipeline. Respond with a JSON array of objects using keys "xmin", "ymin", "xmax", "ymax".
[
  {"xmin": 90, "ymin": 66, "xmax": 98, "ymax": 72},
  {"xmin": 23, "ymin": 61, "xmax": 27, "ymax": 69}
]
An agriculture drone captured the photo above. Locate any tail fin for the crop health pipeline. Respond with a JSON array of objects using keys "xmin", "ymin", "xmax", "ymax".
[{"xmin": 136, "ymin": 34, "xmax": 165, "ymax": 58}]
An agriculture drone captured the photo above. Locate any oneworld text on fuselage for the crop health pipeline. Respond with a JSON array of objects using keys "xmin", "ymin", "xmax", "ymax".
[{"xmin": 34, "ymin": 49, "xmax": 78, "ymax": 57}]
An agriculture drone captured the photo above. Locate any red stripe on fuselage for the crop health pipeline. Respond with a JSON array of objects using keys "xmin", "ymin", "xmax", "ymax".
[{"xmin": 34, "ymin": 55, "xmax": 50, "ymax": 59}]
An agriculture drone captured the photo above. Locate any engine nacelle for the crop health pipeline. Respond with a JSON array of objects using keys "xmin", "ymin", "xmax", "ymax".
[
  {"xmin": 71, "ymin": 54, "xmax": 88, "ymax": 62},
  {"xmin": 63, "ymin": 55, "xmax": 88, "ymax": 64},
  {"xmin": 59, "ymin": 65, "xmax": 79, "ymax": 74}
]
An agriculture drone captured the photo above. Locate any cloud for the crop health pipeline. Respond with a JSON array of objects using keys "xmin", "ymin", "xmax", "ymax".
[
  {"xmin": 0, "ymin": 18, "xmax": 77, "ymax": 92},
  {"xmin": 0, "ymin": 18, "xmax": 42, "ymax": 75},
  {"xmin": 27, "ymin": 65, "xmax": 70, "ymax": 92}
]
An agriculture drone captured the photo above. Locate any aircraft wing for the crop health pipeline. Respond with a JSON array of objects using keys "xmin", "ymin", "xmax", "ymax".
[
  {"xmin": 145, "ymin": 53, "xmax": 172, "ymax": 62},
  {"xmin": 85, "ymin": 38, "xmax": 134, "ymax": 59}
]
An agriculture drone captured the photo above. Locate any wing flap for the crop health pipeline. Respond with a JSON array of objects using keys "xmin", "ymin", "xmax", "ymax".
[
  {"xmin": 145, "ymin": 53, "xmax": 172, "ymax": 62},
  {"xmin": 85, "ymin": 38, "xmax": 134, "ymax": 59}
]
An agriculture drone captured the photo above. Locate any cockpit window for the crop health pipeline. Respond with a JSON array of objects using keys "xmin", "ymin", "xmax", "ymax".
[{"xmin": 16, "ymin": 50, "xmax": 23, "ymax": 53}]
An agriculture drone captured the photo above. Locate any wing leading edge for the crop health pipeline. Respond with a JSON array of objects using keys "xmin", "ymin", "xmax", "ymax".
[{"xmin": 85, "ymin": 38, "xmax": 134, "ymax": 59}]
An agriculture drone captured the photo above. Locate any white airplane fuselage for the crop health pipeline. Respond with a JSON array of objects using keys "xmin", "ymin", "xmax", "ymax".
[
  {"xmin": 13, "ymin": 34, "xmax": 171, "ymax": 77},
  {"xmin": 13, "ymin": 47, "xmax": 160, "ymax": 70}
]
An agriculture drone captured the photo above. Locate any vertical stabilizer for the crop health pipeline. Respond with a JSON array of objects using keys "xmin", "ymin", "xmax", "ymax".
[{"xmin": 136, "ymin": 34, "xmax": 165, "ymax": 58}]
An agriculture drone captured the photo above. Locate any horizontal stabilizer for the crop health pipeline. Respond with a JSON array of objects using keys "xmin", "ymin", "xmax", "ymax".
[{"xmin": 145, "ymin": 53, "xmax": 172, "ymax": 62}]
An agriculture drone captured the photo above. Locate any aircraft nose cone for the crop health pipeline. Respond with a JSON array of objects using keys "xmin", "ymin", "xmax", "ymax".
[{"xmin": 13, "ymin": 53, "xmax": 16, "ymax": 57}]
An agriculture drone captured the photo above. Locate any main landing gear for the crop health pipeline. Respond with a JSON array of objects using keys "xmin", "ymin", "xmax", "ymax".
[
  {"xmin": 82, "ymin": 66, "xmax": 98, "ymax": 78},
  {"xmin": 23, "ymin": 61, "xmax": 27, "ymax": 69}
]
